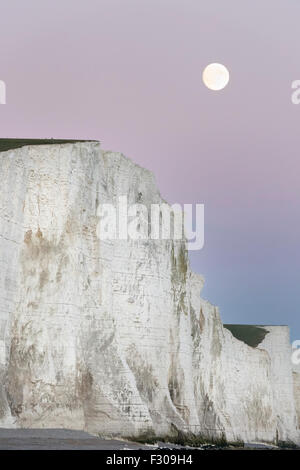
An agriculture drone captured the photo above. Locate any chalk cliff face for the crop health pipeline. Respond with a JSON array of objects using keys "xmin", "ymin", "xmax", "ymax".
[{"xmin": 0, "ymin": 141, "xmax": 299, "ymax": 444}]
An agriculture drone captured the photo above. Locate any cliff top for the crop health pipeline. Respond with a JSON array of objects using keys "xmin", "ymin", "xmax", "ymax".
[
  {"xmin": 0, "ymin": 139, "xmax": 98, "ymax": 153},
  {"xmin": 224, "ymin": 324, "xmax": 270, "ymax": 348}
]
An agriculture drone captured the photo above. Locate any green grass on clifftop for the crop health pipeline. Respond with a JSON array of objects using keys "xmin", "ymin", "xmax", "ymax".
[
  {"xmin": 0, "ymin": 138, "xmax": 97, "ymax": 153},
  {"xmin": 224, "ymin": 324, "xmax": 269, "ymax": 348}
]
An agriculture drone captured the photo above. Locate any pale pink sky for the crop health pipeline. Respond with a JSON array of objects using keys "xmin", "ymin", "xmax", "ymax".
[{"xmin": 0, "ymin": 0, "xmax": 299, "ymax": 338}]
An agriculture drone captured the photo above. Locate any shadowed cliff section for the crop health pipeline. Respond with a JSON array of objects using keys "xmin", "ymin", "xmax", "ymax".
[
  {"xmin": 0, "ymin": 138, "xmax": 98, "ymax": 153},
  {"xmin": 224, "ymin": 325, "xmax": 269, "ymax": 348}
]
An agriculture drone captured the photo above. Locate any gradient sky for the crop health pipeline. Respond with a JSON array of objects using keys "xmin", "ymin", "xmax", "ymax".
[{"xmin": 0, "ymin": 0, "xmax": 299, "ymax": 340}]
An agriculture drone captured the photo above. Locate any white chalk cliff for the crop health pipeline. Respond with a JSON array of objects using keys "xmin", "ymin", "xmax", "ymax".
[{"xmin": 0, "ymin": 140, "xmax": 299, "ymax": 444}]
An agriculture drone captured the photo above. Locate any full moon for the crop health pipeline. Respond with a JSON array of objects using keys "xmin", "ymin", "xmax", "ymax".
[{"xmin": 202, "ymin": 63, "xmax": 230, "ymax": 91}]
